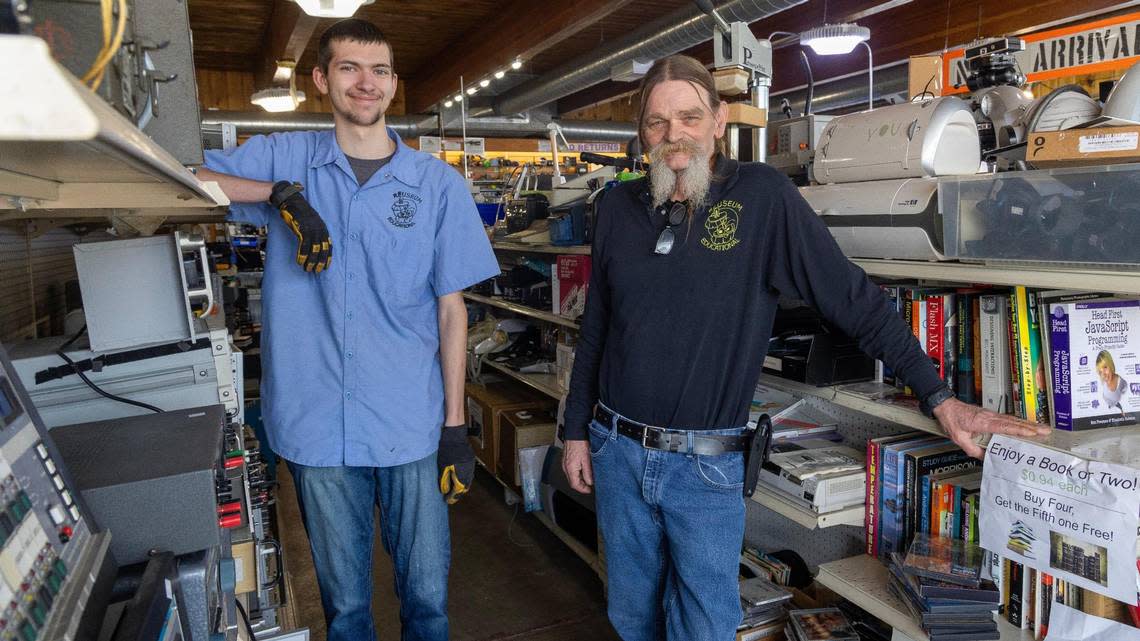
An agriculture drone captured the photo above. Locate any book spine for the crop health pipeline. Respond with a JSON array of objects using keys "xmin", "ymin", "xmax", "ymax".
[
  {"xmin": 938, "ymin": 481, "xmax": 953, "ymax": 537},
  {"xmin": 1009, "ymin": 291, "xmax": 1025, "ymax": 419},
  {"xmin": 904, "ymin": 452, "xmax": 918, "ymax": 549},
  {"xmin": 927, "ymin": 295, "xmax": 944, "ymax": 382},
  {"xmin": 973, "ymin": 296, "xmax": 983, "ymax": 403},
  {"xmin": 866, "ymin": 439, "xmax": 879, "ymax": 557},
  {"xmin": 962, "ymin": 493, "xmax": 972, "ymax": 542},
  {"xmin": 1050, "ymin": 303, "xmax": 1073, "ymax": 430},
  {"xmin": 980, "ymin": 295, "xmax": 1010, "ymax": 414},
  {"xmin": 1008, "ymin": 560, "xmax": 1024, "ymax": 627},
  {"xmin": 920, "ymin": 475, "xmax": 932, "ymax": 535},
  {"xmin": 1015, "ymin": 286, "xmax": 1038, "ymax": 421},
  {"xmin": 943, "ymin": 293, "xmax": 958, "ymax": 394},
  {"xmin": 957, "ymin": 293, "xmax": 975, "ymax": 403},
  {"xmin": 951, "ymin": 484, "xmax": 964, "ymax": 539},
  {"xmin": 1026, "ymin": 290, "xmax": 1049, "ymax": 424},
  {"xmin": 879, "ymin": 446, "xmax": 899, "ymax": 558}
]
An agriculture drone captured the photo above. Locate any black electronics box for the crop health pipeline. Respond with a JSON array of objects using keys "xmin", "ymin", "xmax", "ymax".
[
  {"xmin": 52, "ymin": 405, "xmax": 225, "ymax": 564},
  {"xmin": 765, "ymin": 307, "xmax": 876, "ymax": 386}
]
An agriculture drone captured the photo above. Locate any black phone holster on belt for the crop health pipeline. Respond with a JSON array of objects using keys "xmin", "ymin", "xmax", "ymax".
[{"xmin": 743, "ymin": 414, "xmax": 773, "ymax": 498}]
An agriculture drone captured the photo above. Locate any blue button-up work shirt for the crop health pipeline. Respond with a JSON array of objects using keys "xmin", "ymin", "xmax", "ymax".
[{"xmin": 205, "ymin": 129, "xmax": 498, "ymax": 467}]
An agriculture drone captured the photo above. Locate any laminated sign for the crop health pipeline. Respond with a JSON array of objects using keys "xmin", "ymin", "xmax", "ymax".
[{"xmin": 981, "ymin": 436, "xmax": 1140, "ymax": 603}]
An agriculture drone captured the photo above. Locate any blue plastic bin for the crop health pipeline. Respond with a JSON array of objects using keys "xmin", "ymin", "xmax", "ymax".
[{"xmin": 476, "ymin": 202, "xmax": 502, "ymax": 226}]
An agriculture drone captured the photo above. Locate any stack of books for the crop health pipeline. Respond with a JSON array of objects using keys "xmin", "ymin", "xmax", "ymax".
[{"xmin": 888, "ymin": 533, "xmax": 1000, "ymax": 641}]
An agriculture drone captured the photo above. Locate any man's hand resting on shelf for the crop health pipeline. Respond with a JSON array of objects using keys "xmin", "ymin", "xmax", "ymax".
[{"xmin": 933, "ymin": 398, "xmax": 1051, "ymax": 458}]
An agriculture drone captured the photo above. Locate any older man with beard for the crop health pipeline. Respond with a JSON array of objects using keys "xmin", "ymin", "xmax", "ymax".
[
  {"xmin": 196, "ymin": 18, "xmax": 498, "ymax": 641},
  {"xmin": 562, "ymin": 54, "xmax": 1046, "ymax": 641}
]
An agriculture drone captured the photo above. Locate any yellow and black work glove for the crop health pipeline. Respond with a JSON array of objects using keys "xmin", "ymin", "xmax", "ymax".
[
  {"xmin": 269, "ymin": 181, "xmax": 332, "ymax": 273},
  {"xmin": 438, "ymin": 424, "xmax": 475, "ymax": 505}
]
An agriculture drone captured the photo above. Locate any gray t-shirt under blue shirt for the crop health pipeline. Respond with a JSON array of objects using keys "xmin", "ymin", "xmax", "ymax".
[{"xmin": 345, "ymin": 153, "xmax": 393, "ymax": 186}]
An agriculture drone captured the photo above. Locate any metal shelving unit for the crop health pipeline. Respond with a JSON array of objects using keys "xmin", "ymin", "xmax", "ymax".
[
  {"xmin": 759, "ymin": 374, "xmax": 941, "ymax": 436},
  {"xmin": 816, "ymin": 554, "xmax": 1030, "ymax": 641},
  {"xmin": 482, "ymin": 359, "xmax": 564, "ymax": 400},
  {"xmin": 463, "ymin": 292, "xmax": 580, "ymax": 329},
  {"xmin": 854, "ymin": 259, "xmax": 1140, "ymax": 297},
  {"xmin": 492, "ymin": 241, "xmax": 591, "ymax": 255},
  {"xmin": 0, "ymin": 36, "xmax": 227, "ymax": 219}
]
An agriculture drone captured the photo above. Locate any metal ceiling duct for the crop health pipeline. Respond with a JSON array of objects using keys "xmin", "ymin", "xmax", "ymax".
[
  {"xmin": 490, "ymin": 0, "xmax": 806, "ymax": 117},
  {"xmin": 200, "ymin": 111, "xmax": 638, "ymax": 142},
  {"xmin": 769, "ymin": 61, "xmax": 908, "ymax": 116}
]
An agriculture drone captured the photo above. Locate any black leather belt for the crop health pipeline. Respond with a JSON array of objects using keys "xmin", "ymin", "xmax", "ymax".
[{"xmin": 594, "ymin": 406, "xmax": 749, "ymax": 455}]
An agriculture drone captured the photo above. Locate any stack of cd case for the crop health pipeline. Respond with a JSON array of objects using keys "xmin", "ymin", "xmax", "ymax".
[
  {"xmin": 785, "ymin": 608, "xmax": 860, "ymax": 641},
  {"xmin": 738, "ymin": 576, "xmax": 793, "ymax": 632}
]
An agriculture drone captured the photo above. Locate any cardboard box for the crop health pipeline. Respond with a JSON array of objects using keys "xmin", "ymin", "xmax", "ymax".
[
  {"xmin": 552, "ymin": 255, "xmax": 591, "ymax": 320},
  {"xmin": 556, "ymin": 343, "xmax": 576, "ymax": 391},
  {"xmin": 465, "ymin": 380, "xmax": 549, "ymax": 471},
  {"xmin": 497, "ymin": 405, "xmax": 558, "ymax": 485},
  {"xmin": 908, "ymin": 54, "xmax": 942, "ymax": 99},
  {"xmin": 1026, "ymin": 125, "xmax": 1140, "ymax": 167},
  {"xmin": 232, "ymin": 540, "xmax": 256, "ymax": 594}
]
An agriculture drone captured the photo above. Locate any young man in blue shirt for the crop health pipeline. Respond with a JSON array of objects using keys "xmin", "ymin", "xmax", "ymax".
[
  {"xmin": 197, "ymin": 19, "xmax": 498, "ymax": 641},
  {"xmin": 561, "ymin": 55, "xmax": 1049, "ymax": 641}
]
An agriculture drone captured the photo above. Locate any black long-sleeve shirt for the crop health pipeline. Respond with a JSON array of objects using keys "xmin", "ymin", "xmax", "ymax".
[{"xmin": 562, "ymin": 155, "xmax": 947, "ymax": 440}]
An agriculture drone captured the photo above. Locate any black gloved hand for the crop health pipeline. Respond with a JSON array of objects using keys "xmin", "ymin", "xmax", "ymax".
[
  {"xmin": 438, "ymin": 424, "xmax": 475, "ymax": 505},
  {"xmin": 269, "ymin": 181, "xmax": 332, "ymax": 273}
]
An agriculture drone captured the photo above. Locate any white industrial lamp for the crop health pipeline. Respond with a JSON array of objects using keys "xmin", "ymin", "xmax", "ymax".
[
  {"xmin": 799, "ymin": 23, "xmax": 870, "ymax": 56},
  {"xmin": 291, "ymin": 0, "xmax": 374, "ymax": 17},
  {"xmin": 251, "ymin": 61, "xmax": 306, "ymax": 112}
]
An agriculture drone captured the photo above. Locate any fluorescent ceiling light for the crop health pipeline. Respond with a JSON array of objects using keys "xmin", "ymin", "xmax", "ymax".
[
  {"xmin": 799, "ymin": 23, "xmax": 870, "ymax": 55},
  {"xmin": 251, "ymin": 87, "xmax": 306, "ymax": 112},
  {"xmin": 511, "ymin": 59, "xmax": 522, "ymax": 70},
  {"xmin": 454, "ymin": 94, "xmax": 463, "ymax": 102},
  {"xmin": 494, "ymin": 70, "xmax": 505, "ymax": 79},
  {"xmin": 444, "ymin": 100, "xmax": 453, "ymax": 108},
  {"xmin": 466, "ymin": 86, "xmax": 477, "ymax": 95},
  {"xmin": 291, "ymin": 0, "xmax": 374, "ymax": 17},
  {"xmin": 479, "ymin": 78, "xmax": 490, "ymax": 87}
]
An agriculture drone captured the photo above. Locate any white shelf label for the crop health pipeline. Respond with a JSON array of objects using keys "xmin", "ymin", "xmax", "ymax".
[{"xmin": 1078, "ymin": 132, "xmax": 1138, "ymax": 153}]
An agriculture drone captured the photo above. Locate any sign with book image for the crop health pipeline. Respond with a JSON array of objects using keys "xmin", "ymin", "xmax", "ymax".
[{"xmin": 980, "ymin": 436, "xmax": 1140, "ymax": 603}]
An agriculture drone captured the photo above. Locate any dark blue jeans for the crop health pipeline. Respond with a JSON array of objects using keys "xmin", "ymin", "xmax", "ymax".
[
  {"xmin": 288, "ymin": 453, "xmax": 449, "ymax": 641},
  {"xmin": 589, "ymin": 412, "xmax": 746, "ymax": 641}
]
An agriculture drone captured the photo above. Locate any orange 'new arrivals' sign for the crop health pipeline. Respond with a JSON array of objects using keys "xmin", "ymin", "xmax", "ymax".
[{"xmin": 942, "ymin": 11, "xmax": 1140, "ymax": 94}]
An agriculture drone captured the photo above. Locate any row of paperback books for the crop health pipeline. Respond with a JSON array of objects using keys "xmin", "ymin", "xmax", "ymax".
[
  {"xmin": 864, "ymin": 432, "xmax": 980, "ymax": 559},
  {"xmin": 881, "ymin": 285, "xmax": 1140, "ymax": 431}
]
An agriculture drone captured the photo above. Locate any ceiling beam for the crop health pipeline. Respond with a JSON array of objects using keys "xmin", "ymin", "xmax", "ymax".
[
  {"xmin": 405, "ymin": 0, "xmax": 635, "ymax": 114},
  {"xmin": 255, "ymin": 0, "xmax": 320, "ymax": 88}
]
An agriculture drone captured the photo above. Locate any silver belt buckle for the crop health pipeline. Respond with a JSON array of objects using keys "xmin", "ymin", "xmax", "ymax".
[{"xmin": 641, "ymin": 426, "xmax": 653, "ymax": 449}]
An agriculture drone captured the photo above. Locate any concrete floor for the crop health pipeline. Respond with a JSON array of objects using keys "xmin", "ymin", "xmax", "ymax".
[{"xmin": 276, "ymin": 465, "xmax": 621, "ymax": 641}]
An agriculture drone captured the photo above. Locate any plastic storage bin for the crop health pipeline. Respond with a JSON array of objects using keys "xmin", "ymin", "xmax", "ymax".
[
  {"xmin": 940, "ymin": 163, "xmax": 1140, "ymax": 267},
  {"xmin": 476, "ymin": 202, "xmax": 502, "ymax": 227}
]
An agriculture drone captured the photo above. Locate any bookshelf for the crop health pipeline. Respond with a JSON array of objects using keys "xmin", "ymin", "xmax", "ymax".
[
  {"xmin": 482, "ymin": 356, "xmax": 564, "ymax": 400},
  {"xmin": 853, "ymin": 259, "xmax": 1140, "ymax": 298},
  {"xmin": 815, "ymin": 554, "xmax": 1032, "ymax": 641},
  {"xmin": 462, "ymin": 292, "xmax": 580, "ymax": 330},
  {"xmin": 492, "ymin": 241, "xmax": 591, "ymax": 255}
]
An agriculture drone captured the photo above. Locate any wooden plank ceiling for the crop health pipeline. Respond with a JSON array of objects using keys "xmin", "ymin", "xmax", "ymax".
[{"xmin": 189, "ymin": 0, "xmax": 1134, "ymax": 117}]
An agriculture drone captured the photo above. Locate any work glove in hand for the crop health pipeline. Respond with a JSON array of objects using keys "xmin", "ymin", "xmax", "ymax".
[
  {"xmin": 438, "ymin": 424, "xmax": 475, "ymax": 505},
  {"xmin": 269, "ymin": 181, "xmax": 332, "ymax": 273}
]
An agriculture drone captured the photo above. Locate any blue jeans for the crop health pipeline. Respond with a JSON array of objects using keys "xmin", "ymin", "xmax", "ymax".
[
  {"xmin": 589, "ymin": 413, "xmax": 746, "ymax": 641},
  {"xmin": 287, "ymin": 453, "xmax": 449, "ymax": 641}
]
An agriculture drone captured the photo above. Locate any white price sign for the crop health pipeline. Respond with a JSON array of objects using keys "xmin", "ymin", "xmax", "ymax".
[{"xmin": 981, "ymin": 436, "xmax": 1140, "ymax": 603}]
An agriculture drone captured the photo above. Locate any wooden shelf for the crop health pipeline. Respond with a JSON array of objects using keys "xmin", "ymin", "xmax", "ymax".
[
  {"xmin": 815, "ymin": 554, "xmax": 1030, "ymax": 641},
  {"xmin": 749, "ymin": 484, "xmax": 864, "ymax": 530},
  {"xmin": 463, "ymin": 292, "xmax": 579, "ymax": 329},
  {"xmin": 482, "ymin": 359, "xmax": 564, "ymax": 400},
  {"xmin": 854, "ymin": 259, "xmax": 1140, "ymax": 297},
  {"xmin": 492, "ymin": 241, "xmax": 590, "ymax": 255},
  {"xmin": 0, "ymin": 36, "xmax": 228, "ymax": 218}
]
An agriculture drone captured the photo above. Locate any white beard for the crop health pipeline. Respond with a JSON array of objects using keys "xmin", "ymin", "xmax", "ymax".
[{"xmin": 648, "ymin": 141, "xmax": 713, "ymax": 210}]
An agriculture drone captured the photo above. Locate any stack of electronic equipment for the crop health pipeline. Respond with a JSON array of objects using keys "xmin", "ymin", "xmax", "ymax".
[
  {"xmin": 5, "ymin": 233, "xmax": 291, "ymax": 640},
  {"xmin": 887, "ymin": 533, "xmax": 1001, "ymax": 641},
  {"xmin": 750, "ymin": 385, "xmax": 867, "ymax": 515}
]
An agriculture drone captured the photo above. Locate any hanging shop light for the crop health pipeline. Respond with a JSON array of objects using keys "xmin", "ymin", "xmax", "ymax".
[
  {"xmin": 291, "ymin": 0, "xmax": 374, "ymax": 18},
  {"xmin": 799, "ymin": 23, "xmax": 870, "ymax": 56}
]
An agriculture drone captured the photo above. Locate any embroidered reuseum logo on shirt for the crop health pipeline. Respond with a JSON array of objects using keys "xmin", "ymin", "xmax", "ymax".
[
  {"xmin": 701, "ymin": 199, "xmax": 742, "ymax": 251},
  {"xmin": 389, "ymin": 191, "xmax": 423, "ymax": 228}
]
